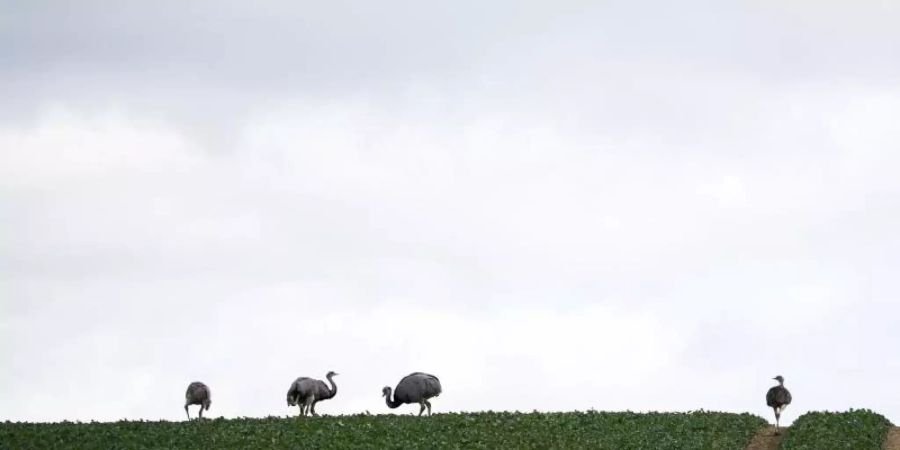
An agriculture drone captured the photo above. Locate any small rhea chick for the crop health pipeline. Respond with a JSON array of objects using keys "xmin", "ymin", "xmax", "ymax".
[
  {"xmin": 184, "ymin": 381, "xmax": 211, "ymax": 420},
  {"xmin": 766, "ymin": 375, "xmax": 792, "ymax": 434}
]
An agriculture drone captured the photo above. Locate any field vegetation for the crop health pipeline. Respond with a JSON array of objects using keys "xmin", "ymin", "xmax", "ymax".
[
  {"xmin": 1, "ymin": 411, "xmax": 768, "ymax": 450},
  {"xmin": 778, "ymin": 409, "xmax": 892, "ymax": 450}
]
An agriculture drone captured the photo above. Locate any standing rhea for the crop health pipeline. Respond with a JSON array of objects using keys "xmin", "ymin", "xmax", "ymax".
[
  {"xmin": 286, "ymin": 371, "xmax": 339, "ymax": 416},
  {"xmin": 766, "ymin": 375, "xmax": 792, "ymax": 434},
  {"xmin": 382, "ymin": 372, "xmax": 442, "ymax": 416},
  {"xmin": 184, "ymin": 381, "xmax": 211, "ymax": 420}
]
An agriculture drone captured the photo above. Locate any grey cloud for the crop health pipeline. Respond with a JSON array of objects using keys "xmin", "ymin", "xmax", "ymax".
[{"xmin": 2, "ymin": 0, "xmax": 900, "ymax": 424}]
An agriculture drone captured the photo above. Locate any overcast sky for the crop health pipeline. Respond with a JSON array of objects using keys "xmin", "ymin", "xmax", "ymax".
[{"xmin": 2, "ymin": 0, "xmax": 900, "ymax": 424}]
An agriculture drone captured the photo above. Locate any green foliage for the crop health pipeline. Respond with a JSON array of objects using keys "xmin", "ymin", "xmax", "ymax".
[
  {"xmin": 779, "ymin": 409, "xmax": 893, "ymax": 450},
  {"xmin": 0, "ymin": 411, "xmax": 766, "ymax": 450}
]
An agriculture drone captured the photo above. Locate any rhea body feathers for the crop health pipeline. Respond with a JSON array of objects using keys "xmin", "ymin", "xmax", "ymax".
[
  {"xmin": 184, "ymin": 381, "xmax": 211, "ymax": 420},
  {"xmin": 287, "ymin": 371, "xmax": 339, "ymax": 416},
  {"xmin": 382, "ymin": 372, "xmax": 442, "ymax": 416}
]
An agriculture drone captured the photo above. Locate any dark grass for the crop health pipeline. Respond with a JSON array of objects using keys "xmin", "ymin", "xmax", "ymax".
[
  {"xmin": 1, "ymin": 411, "xmax": 767, "ymax": 450},
  {"xmin": 779, "ymin": 409, "xmax": 893, "ymax": 450}
]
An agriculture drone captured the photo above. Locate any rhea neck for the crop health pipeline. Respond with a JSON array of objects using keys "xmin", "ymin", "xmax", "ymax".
[
  {"xmin": 383, "ymin": 388, "xmax": 401, "ymax": 409},
  {"xmin": 325, "ymin": 373, "xmax": 338, "ymax": 399}
]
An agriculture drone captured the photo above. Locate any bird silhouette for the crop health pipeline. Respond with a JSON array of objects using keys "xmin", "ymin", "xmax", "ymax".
[
  {"xmin": 287, "ymin": 371, "xmax": 338, "ymax": 416},
  {"xmin": 383, "ymin": 372, "xmax": 442, "ymax": 416},
  {"xmin": 184, "ymin": 381, "xmax": 211, "ymax": 420},
  {"xmin": 766, "ymin": 375, "xmax": 792, "ymax": 434}
]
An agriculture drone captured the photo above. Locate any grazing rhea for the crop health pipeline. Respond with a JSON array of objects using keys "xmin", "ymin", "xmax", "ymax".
[
  {"xmin": 286, "ymin": 371, "xmax": 339, "ymax": 417},
  {"xmin": 184, "ymin": 381, "xmax": 211, "ymax": 420},
  {"xmin": 766, "ymin": 375, "xmax": 792, "ymax": 434},
  {"xmin": 382, "ymin": 372, "xmax": 442, "ymax": 416}
]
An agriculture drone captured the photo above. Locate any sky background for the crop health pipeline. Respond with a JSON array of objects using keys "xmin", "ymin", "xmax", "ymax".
[{"xmin": 2, "ymin": 0, "xmax": 900, "ymax": 424}]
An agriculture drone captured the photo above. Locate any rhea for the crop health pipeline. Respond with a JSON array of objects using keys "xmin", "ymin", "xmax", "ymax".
[
  {"xmin": 382, "ymin": 372, "xmax": 442, "ymax": 416},
  {"xmin": 766, "ymin": 375, "xmax": 792, "ymax": 434},
  {"xmin": 286, "ymin": 371, "xmax": 339, "ymax": 416},
  {"xmin": 184, "ymin": 381, "xmax": 211, "ymax": 420}
]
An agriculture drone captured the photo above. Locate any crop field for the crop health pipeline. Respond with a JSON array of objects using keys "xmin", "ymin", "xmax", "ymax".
[
  {"xmin": 0, "ymin": 411, "xmax": 768, "ymax": 450},
  {"xmin": 779, "ymin": 409, "xmax": 893, "ymax": 450}
]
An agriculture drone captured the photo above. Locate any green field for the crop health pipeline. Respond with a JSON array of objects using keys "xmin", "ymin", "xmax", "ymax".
[
  {"xmin": 1, "ymin": 411, "xmax": 768, "ymax": 450},
  {"xmin": 779, "ymin": 409, "xmax": 893, "ymax": 450}
]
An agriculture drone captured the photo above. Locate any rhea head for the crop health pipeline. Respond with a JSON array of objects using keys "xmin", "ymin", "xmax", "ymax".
[{"xmin": 286, "ymin": 391, "xmax": 296, "ymax": 407}]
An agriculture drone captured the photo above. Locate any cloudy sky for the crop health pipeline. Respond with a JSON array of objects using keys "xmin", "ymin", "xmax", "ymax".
[{"xmin": 2, "ymin": 0, "xmax": 900, "ymax": 424}]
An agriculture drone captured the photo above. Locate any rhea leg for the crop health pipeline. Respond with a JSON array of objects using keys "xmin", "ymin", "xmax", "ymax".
[
  {"xmin": 304, "ymin": 397, "xmax": 315, "ymax": 417},
  {"xmin": 418, "ymin": 401, "xmax": 426, "ymax": 416},
  {"xmin": 299, "ymin": 397, "xmax": 306, "ymax": 416},
  {"xmin": 774, "ymin": 408, "xmax": 781, "ymax": 434},
  {"xmin": 425, "ymin": 400, "xmax": 432, "ymax": 416},
  {"xmin": 311, "ymin": 401, "xmax": 319, "ymax": 417},
  {"xmin": 199, "ymin": 405, "xmax": 204, "ymax": 419},
  {"xmin": 185, "ymin": 405, "xmax": 191, "ymax": 421}
]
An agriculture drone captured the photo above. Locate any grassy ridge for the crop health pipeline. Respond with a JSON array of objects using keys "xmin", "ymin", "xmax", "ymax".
[
  {"xmin": 0, "ymin": 411, "xmax": 767, "ymax": 450},
  {"xmin": 779, "ymin": 409, "xmax": 893, "ymax": 450}
]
